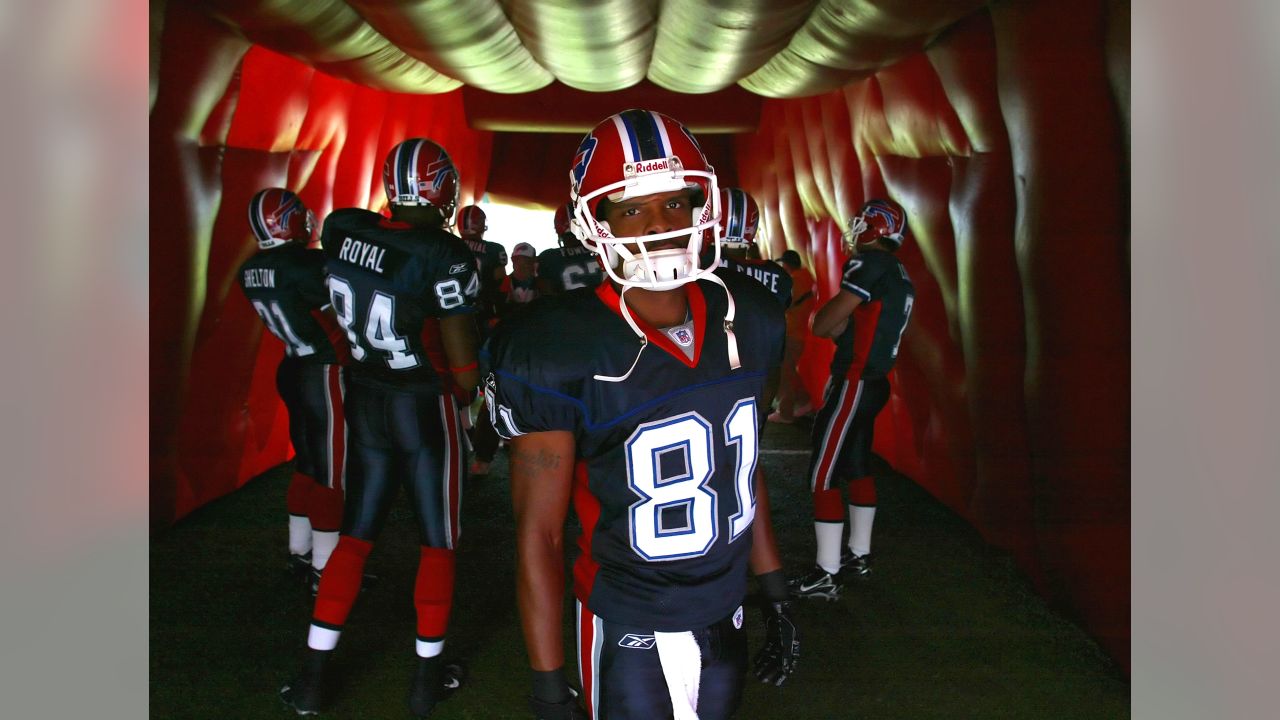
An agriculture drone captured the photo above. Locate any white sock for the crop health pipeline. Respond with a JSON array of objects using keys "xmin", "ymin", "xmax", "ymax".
[
  {"xmin": 849, "ymin": 505, "xmax": 876, "ymax": 557},
  {"xmin": 307, "ymin": 624, "xmax": 340, "ymax": 651},
  {"xmin": 311, "ymin": 531, "xmax": 340, "ymax": 570},
  {"xmin": 289, "ymin": 516, "xmax": 313, "ymax": 556},
  {"xmin": 815, "ymin": 521, "xmax": 844, "ymax": 574},
  {"xmin": 416, "ymin": 638, "xmax": 445, "ymax": 659}
]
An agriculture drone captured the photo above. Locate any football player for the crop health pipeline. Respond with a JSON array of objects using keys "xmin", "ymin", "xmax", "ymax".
[
  {"xmin": 767, "ymin": 250, "xmax": 817, "ymax": 424},
  {"xmin": 788, "ymin": 199, "xmax": 915, "ymax": 600},
  {"xmin": 488, "ymin": 109, "xmax": 800, "ymax": 720},
  {"xmin": 280, "ymin": 139, "xmax": 480, "ymax": 718},
  {"xmin": 535, "ymin": 201, "xmax": 605, "ymax": 295},
  {"xmin": 237, "ymin": 188, "xmax": 348, "ymax": 585},
  {"xmin": 704, "ymin": 188, "xmax": 792, "ymax": 308},
  {"xmin": 457, "ymin": 204, "xmax": 508, "ymax": 332}
]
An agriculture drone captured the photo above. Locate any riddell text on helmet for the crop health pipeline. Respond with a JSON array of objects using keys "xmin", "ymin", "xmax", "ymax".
[{"xmin": 625, "ymin": 158, "xmax": 671, "ymax": 176}]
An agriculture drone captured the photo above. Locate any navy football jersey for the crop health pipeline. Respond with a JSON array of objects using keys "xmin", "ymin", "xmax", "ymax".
[
  {"xmin": 238, "ymin": 243, "xmax": 342, "ymax": 364},
  {"xmin": 487, "ymin": 273, "xmax": 785, "ymax": 631},
  {"xmin": 536, "ymin": 245, "xmax": 604, "ymax": 294},
  {"xmin": 831, "ymin": 249, "xmax": 914, "ymax": 380},
  {"xmin": 321, "ymin": 208, "xmax": 478, "ymax": 392},
  {"xmin": 715, "ymin": 257, "xmax": 793, "ymax": 308},
  {"xmin": 462, "ymin": 236, "xmax": 507, "ymax": 324}
]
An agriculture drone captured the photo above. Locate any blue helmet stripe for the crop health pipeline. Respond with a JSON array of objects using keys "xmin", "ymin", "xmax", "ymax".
[
  {"xmin": 620, "ymin": 108, "xmax": 664, "ymax": 160},
  {"xmin": 248, "ymin": 191, "xmax": 270, "ymax": 241}
]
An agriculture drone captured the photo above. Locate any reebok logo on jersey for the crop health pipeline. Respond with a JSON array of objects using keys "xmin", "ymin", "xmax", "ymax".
[
  {"xmin": 618, "ymin": 634, "xmax": 656, "ymax": 650},
  {"xmin": 450, "ymin": 262, "xmax": 470, "ymax": 274}
]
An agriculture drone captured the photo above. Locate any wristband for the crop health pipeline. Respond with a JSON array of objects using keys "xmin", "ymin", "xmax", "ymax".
[
  {"xmin": 757, "ymin": 569, "xmax": 789, "ymax": 604},
  {"xmin": 532, "ymin": 668, "xmax": 571, "ymax": 704},
  {"xmin": 449, "ymin": 361, "xmax": 478, "ymax": 374}
]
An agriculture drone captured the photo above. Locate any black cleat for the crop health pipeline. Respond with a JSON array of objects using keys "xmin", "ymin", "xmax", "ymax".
[
  {"xmin": 841, "ymin": 549, "xmax": 872, "ymax": 578},
  {"xmin": 408, "ymin": 656, "xmax": 466, "ymax": 718},
  {"xmin": 288, "ymin": 552, "xmax": 313, "ymax": 578},
  {"xmin": 279, "ymin": 649, "xmax": 331, "ymax": 716},
  {"xmin": 787, "ymin": 566, "xmax": 841, "ymax": 601}
]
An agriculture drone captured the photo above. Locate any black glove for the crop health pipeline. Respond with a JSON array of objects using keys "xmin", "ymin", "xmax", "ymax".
[
  {"xmin": 529, "ymin": 669, "xmax": 588, "ymax": 720},
  {"xmin": 754, "ymin": 600, "xmax": 801, "ymax": 686}
]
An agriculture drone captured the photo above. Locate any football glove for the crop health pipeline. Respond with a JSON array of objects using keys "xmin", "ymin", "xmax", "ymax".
[{"xmin": 754, "ymin": 600, "xmax": 801, "ymax": 686}]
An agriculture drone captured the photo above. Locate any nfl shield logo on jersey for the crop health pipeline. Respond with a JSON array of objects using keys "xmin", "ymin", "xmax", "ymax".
[{"xmin": 672, "ymin": 327, "xmax": 693, "ymax": 347}]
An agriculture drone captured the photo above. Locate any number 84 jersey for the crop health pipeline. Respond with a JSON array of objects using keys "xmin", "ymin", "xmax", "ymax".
[
  {"xmin": 487, "ymin": 273, "xmax": 785, "ymax": 631},
  {"xmin": 321, "ymin": 208, "xmax": 479, "ymax": 392}
]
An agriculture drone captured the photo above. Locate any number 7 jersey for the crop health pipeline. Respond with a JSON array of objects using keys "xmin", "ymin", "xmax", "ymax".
[
  {"xmin": 321, "ymin": 208, "xmax": 479, "ymax": 392},
  {"xmin": 486, "ymin": 272, "xmax": 785, "ymax": 631}
]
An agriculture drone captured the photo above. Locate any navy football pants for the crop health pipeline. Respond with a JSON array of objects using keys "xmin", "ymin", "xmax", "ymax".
[
  {"xmin": 340, "ymin": 380, "xmax": 465, "ymax": 549},
  {"xmin": 807, "ymin": 375, "xmax": 891, "ymax": 492},
  {"xmin": 576, "ymin": 601, "xmax": 747, "ymax": 720},
  {"xmin": 276, "ymin": 358, "xmax": 346, "ymax": 490}
]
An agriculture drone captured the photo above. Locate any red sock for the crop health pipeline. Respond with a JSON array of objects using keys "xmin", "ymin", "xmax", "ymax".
[
  {"xmin": 414, "ymin": 547, "xmax": 456, "ymax": 640},
  {"xmin": 812, "ymin": 487, "xmax": 844, "ymax": 522},
  {"xmin": 313, "ymin": 536, "xmax": 372, "ymax": 627},
  {"xmin": 287, "ymin": 472, "xmax": 316, "ymax": 516},
  {"xmin": 308, "ymin": 485, "xmax": 345, "ymax": 533},
  {"xmin": 849, "ymin": 475, "xmax": 877, "ymax": 506}
]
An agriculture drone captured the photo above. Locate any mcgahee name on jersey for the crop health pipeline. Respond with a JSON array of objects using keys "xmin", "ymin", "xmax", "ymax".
[
  {"xmin": 729, "ymin": 262, "xmax": 780, "ymax": 294},
  {"xmin": 337, "ymin": 236, "xmax": 387, "ymax": 274},
  {"xmin": 243, "ymin": 268, "xmax": 276, "ymax": 288}
]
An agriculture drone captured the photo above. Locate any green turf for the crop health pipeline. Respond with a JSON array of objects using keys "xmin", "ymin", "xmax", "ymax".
[{"xmin": 151, "ymin": 418, "xmax": 1129, "ymax": 718}]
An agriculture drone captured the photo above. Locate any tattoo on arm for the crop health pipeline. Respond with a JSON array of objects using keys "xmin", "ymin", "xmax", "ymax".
[{"xmin": 510, "ymin": 447, "xmax": 563, "ymax": 478}]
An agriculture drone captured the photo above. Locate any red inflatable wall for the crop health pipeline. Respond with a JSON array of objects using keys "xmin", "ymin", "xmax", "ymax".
[{"xmin": 150, "ymin": 1, "xmax": 1128, "ymax": 667}]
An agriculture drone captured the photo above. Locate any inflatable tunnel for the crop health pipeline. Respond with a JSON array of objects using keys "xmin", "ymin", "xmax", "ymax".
[{"xmin": 150, "ymin": 0, "xmax": 1129, "ymax": 668}]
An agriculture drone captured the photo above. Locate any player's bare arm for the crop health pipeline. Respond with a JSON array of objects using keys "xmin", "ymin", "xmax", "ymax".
[
  {"xmin": 811, "ymin": 289, "xmax": 861, "ymax": 338},
  {"xmin": 439, "ymin": 313, "xmax": 480, "ymax": 392},
  {"xmin": 510, "ymin": 430, "xmax": 576, "ymax": 672}
]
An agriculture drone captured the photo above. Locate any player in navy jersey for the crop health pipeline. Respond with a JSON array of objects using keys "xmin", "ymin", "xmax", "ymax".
[
  {"xmin": 238, "ymin": 188, "xmax": 349, "ymax": 586},
  {"xmin": 280, "ymin": 139, "xmax": 479, "ymax": 718},
  {"xmin": 536, "ymin": 201, "xmax": 605, "ymax": 295},
  {"xmin": 703, "ymin": 188, "xmax": 793, "ymax": 308},
  {"xmin": 457, "ymin": 204, "xmax": 508, "ymax": 332},
  {"xmin": 488, "ymin": 110, "xmax": 800, "ymax": 720},
  {"xmin": 789, "ymin": 199, "xmax": 914, "ymax": 601}
]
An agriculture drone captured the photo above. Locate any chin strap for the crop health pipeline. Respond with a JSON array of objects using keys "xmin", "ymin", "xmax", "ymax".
[
  {"xmin": 592, "ymin": 277, "xmax": 742, "ymax": 383},
  {"xmin": 703, "ymin": 272, "xmax": 741, "ymax": 371},
  {"xmin": 593, "ymin": 285, "xmax": 649, "ymax": 383}
]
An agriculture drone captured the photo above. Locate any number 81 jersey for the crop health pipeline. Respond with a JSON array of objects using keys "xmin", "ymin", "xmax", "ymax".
[
  {"xmin": 321, "ymin": 208, "xmax": 479, "ymax": 392},
  {"xmin": 487, "ymin": 273, "xmax": 785, "ymax": 631}
]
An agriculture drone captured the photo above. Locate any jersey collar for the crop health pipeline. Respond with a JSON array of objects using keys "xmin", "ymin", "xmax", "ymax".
[{"xmin": 594, "ymin": 281, "xmax": 706, "ymax": 368}]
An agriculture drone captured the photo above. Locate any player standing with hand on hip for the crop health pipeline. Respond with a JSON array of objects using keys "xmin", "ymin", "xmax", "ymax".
[{"xmin": 488, "ymin": 109, "xmax": 800, "ymax": 720}]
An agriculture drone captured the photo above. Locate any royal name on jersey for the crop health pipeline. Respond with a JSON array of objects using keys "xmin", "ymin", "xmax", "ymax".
[
  {"xmin": 487, "ymin": 272, "xmax": 785, "ymax": 631},
  {"xmin": 321, "ymin": 208, "xmax": 479, "ymax": 391}
]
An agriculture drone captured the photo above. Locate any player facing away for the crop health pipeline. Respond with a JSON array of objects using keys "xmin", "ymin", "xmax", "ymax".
[
  {"xmin": 487, "ymin": 109, "xmax": 800, "ymax": 720},
  {"xmin": 237, "ymin": 188, "xmax": 349, "ymax": 585},
  {"xmin": 535, "ymin": 201, "xmax": 606, "ymax": 295},
  {"xmin": 704, "ymin": 187, "xmax": 793, "ymax": 308},
  {"xmin": 789, "ymin": 199, "xmax": 915, "ymax": 601},
  {"xmin": 279, "ymin": 139, "xmax": 481, "ymax": 718}
]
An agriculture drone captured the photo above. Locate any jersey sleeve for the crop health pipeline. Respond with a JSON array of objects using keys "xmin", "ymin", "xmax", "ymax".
[
  {"xmin": 485, "ymin": 321, "xmax": 581, "ymax": 439},
  {"xmin": 840, "ymin": 254, "xmax": 889, "ymax": 300},
  {"xmin": 426, "ymin": 242, "xmax": 480, "ymax": 317}
]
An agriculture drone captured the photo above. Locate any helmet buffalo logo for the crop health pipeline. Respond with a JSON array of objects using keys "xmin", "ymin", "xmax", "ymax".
[
  {"xmin": 571, "ymin": 136, "xmax": 598, "ymax": 190},
  {"xmin": 423, "ymin": 154, "xmax": 455, "ymax": 192},
  {"xmin": 865, "ymin": 203, "xmax": 901, "ymax": 233}
]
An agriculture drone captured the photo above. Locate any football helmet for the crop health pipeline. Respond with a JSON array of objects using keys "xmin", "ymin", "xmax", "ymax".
[
  {"xmin": 568, "ymin": 109, "xmax": 721, "ymax": 291},
  {"xmin": 248, "ymin": 188, "xmax": 314, "ymax": 250},
  {"xmin": 457, "ymin": 205, "xmax": 486, "ymax": 237},
  {"xmin": 843, "ymin": 198, "xmax": 907, "ymax": 253},
  {"xmin": 718, "ymin": 187, "xmax": 760, "ymax": 251},
  {"xmin": 381, "ymin": 138, "xmax": 459, "ymax": 223}
]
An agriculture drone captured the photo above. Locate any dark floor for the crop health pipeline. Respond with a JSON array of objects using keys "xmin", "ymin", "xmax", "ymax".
[{"xmin": 150, "ymin": 417, "xmax": 1129, "ymax": 719}]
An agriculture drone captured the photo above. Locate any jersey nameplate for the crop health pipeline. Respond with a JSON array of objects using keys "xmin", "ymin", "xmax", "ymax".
[
  {"xmin": 337, "ymin": 236, "xmax": 388, "ymax": 274},
  {"xmin": 242, "ymin": 268, "xmax": 276, "ymax": 288}
]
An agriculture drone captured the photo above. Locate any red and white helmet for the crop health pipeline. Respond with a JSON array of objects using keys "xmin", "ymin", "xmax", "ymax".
[
  {"xmin": 248, "ymin": 188, "xmax": 315, "ymax": 250},
  {"xmin": 718, "ymin": 187, "xmax": 760, "ymax": 250},
  {"xmin": 843, "ymin": 198, "xmax": 908, "ymax": 253},
  {"xmin": 381, "ymin": 138, "xmax": 459, "ymax": 223},
  {"xmin": 457, "ymin": 205, "xmax": 486, "ymax": 237},
  {"xmin": 568, "ymin": 109, "xmax": 721, "ymax": 291}
]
